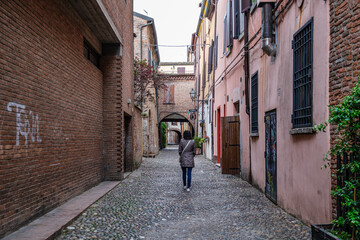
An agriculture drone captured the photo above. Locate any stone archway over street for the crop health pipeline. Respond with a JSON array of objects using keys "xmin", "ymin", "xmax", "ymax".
[
  {"xmin": 157, "ymin": 74, "xmax": 195, "ymax": 125},
  {"xmin": 157, "ymin": 73, "xmax": 196, "ymax": 147}
]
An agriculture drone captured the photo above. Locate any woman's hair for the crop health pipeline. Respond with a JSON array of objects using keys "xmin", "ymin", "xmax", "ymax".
[{"xmin": 183, "ymin": 131, "xmax": 192, "ymax": 140}]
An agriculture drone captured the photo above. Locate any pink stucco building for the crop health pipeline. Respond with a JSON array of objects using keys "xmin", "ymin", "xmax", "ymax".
[{"xmin": 211, "ymin": 0, "xmax": 331, "ymax": 224}]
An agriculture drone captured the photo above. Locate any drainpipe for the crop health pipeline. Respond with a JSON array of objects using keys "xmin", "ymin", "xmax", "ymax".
[
  {"xmin": 139, "ymin": 21, "xmax": 153, "ymax": 61},
  {"xmin": 244, "ymin": 11, "xmax": 250, "ymax": 116},
  {"xmin": 211, "ymin": 0, "xmax": 217, "ymax": 162},
  {"xmin": 202, "ymin": 44, "xmax": 205, "ymax": 139},
  {"xmin": 261, "ymin": 3, "xmax": 276, "ymax": 56},
  {"xmin": 243, "ymin": 9, "xmax": 252, "ymax": 183}
]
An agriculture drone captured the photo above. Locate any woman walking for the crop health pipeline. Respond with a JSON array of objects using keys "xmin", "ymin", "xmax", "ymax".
[{"xmin": 178, "ymin": 131, "xmax": 196, "ymax": 192}]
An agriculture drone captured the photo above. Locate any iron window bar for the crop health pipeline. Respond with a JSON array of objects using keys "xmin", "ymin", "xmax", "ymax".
[{"xmin": 292, "ymin": 18, "xmax": 313, "ymax": 129}]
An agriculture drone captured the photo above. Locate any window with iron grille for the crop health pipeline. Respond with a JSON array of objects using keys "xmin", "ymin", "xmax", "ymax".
[
  {"xmin": 251, "ymin": 72, "xmax": 258, "ymax": 133},
  {"xmin": 292, "ymin": 18, "xmax": 313, "ymax": 128}
]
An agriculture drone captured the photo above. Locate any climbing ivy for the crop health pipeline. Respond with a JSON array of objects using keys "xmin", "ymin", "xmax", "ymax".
[
  {"xmin": 161, "ymin": 122, "xmax": 167, "ymax": 148},
  {"xmin": 314, "ymin": 81, "xmax": 360, "ymax": 239}
]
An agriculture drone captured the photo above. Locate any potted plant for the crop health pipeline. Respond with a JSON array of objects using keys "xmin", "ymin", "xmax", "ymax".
[
  {"xmin": 193, "ymin": 136, "xmax": 202, "ymax": 155},
  {"xmin": 313, "ymin": 81, "xmax": 360, "ymax": 240}
]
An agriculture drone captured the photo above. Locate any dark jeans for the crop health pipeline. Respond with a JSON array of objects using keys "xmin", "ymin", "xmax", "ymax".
[{"xmin": 182, "ymin": 167, "xmax": 193, "ymax": 188}]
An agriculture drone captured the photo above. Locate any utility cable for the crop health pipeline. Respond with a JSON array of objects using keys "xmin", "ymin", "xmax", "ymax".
[
  {"xmin": 143, "ymin": 44, "xmax": 211, "ymax": 47},
  {"xmin": 213, "ymin": 27, "xmax": 262, "ymax": 88}
]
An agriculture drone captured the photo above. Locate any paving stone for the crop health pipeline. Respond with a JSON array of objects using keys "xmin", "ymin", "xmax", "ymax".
[{"xmin": 57, "ymin": 147, "xmax": 311, "ymax": 239}]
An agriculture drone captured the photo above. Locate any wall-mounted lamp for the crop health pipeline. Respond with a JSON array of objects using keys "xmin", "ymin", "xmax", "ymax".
[
  {"xmin": 190, "ymin": 88, "xmax": 196, "ymax": 101},
  {"xmin": 189, "ymin": 88, "xmax": 208, "ymax": 104}
]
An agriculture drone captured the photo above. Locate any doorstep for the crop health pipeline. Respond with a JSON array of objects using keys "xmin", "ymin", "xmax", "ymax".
[{"xmin": 2, "ymin": 181, "xmax": 120, "ymax": 240}]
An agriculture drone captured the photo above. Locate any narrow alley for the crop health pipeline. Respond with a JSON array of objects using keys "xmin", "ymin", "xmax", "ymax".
[
  {"xmin": 1, "ymin": 1, "xmax": 359, "ymax": 239},
  {"xmin": 57, "ymin": 146, "xmax": 310, "ymax": 240}
]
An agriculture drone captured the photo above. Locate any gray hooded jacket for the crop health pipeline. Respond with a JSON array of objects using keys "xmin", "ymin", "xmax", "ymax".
[{"xmin": 178, "ymin": 139, "xmax": 196, "ymax": 168}]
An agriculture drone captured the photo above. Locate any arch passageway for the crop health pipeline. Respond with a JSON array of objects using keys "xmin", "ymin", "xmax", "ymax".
[{"xmin": 157, "ymin": 74, "xmax": 196, "ymax": 147}]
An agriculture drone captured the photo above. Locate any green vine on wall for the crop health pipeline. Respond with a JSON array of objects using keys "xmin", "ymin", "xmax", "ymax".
[
  {"xmin": 161, "ymin": 122, "xmax": 167, "ymax": 148},
  {"xmin": 314, "ymin": 81, "xmax": 360, "ymax": 239}
]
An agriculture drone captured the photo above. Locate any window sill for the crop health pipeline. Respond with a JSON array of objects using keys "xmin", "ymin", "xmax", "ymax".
[
  {"xmin": 250, "ymin": 133, "xmax": 259, "ymax": 137},
  {"xmin": 289, "ymin": 127, "xmax": 315, "ymax": 135}
]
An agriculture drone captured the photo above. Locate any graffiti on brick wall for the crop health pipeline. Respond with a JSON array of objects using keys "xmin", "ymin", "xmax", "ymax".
[{"xmin": 7, "ymin": 102, "xmax": 42, "ymax": 146}]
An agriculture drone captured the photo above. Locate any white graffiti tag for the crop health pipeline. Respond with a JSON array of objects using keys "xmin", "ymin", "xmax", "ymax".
[{"xmin": 7, "ymin": 102, "xmax": 42, "ymax": 146}]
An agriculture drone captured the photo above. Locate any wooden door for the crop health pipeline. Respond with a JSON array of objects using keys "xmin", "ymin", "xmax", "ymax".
[
  {"xmin": 265, "ymin": 110, "xmax": 277, "ymax": 203},
  {"xmin": 221, "ymin": 116, "xmax": 240, "ymax": 174}
]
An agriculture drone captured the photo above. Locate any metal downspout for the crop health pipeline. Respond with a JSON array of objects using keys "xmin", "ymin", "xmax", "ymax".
[
  {"xmin": 139, "ymin": 21, "xmax": 153, "ymax": 61},
  {"xmin": 211, "ymin": 0, "xmax": 218, "ymax": 162},
  {"xmin": 261, "ymin": 3, "xmax": 276, "ymax": 56},
  {"xmin": 244, "ymin": 10, "xmax": 252, "ymax": 183},
  {"xmin": 201, "ymin": 43, "xmax": 205, "ymax": 139}
]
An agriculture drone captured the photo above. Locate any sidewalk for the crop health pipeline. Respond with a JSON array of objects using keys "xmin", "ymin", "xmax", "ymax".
[{"xmin": 2, "ymin": 181, "xmax": 121, "ymax": 240}]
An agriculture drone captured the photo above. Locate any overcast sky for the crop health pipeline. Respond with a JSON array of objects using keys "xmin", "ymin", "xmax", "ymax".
[{"xmin": 133, "ymin": 0, "xmax": 201, "ymax": 63}]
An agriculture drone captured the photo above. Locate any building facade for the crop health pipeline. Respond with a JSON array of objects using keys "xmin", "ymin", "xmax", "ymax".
[
  {"xmin": 0, "ymin": 0, "xmax": 133, "ymax": 237},
  {"xmin": 158, "ymin": 62, "xmax": 194, "ymax": 75},
  {"xmin": 329, "ymin": 0, "xmax": 360, "ymax": 219},
  {"xmin": 133, "ymin": 12, "xmax": 161, "ymax": 157},
  {"xmin": 157, "ymin": 73, "xmax": 196, "ymax": 145},
  {"xmin": 196, "ymin": 0, "xmax": 333, "ymax": 225},
  {"xmin": 194, "ymin": 0, "xmax": 216, "ymax": 161}
]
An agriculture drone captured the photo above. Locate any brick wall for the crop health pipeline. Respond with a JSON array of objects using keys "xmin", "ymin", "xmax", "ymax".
[
  {"xmin": 103, "ymin": 0, "xmax": 134, "ymax": 116},
  {"xmin": 329, "ymin": 0, "xmax": 360, "ymax": 219},
  {"xmin": 102, "ymin": 55, "xmax": 124, "ymax": 180},
  {"xmin": 0, "ymin": 0, "xmax": 132, "ymax": 237},
  {"xmin": 133, "ymin": 107, "xmax": 143, "ymax": 168},
  {"xmin": 102, "ymin": 0, "xmax": 134, "ymax": 172},
  {"xmin": 157, "ymin": 74, "xmax": 196, "ymax": 128}
]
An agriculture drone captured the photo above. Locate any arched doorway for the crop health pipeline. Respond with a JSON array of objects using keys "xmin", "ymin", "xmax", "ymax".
[
  {"xmin": 159, "ymin": 113, "xmax": 195, "ymax": 149},
  {"xmin": 167, "ymin": 129, "xmax": 181, "ymax": 145}
]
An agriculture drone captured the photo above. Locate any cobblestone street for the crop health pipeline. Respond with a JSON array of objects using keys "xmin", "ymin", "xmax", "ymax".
[{"xmin": 57, "ymin": 146, "xmax": 311, "ymax": 240}]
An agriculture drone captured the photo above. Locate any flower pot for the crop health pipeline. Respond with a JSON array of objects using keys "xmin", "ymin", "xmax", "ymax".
[
  {"xmin": 311, "ymin": 224, "xmax": 340, "ymax": 240},
  {"xmin": 196, "ymin": 148, "xmax": 201, "ymax": 155}
]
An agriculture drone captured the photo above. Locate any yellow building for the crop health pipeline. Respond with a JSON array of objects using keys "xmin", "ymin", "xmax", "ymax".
[{"xmin": 194, "ymin": 0, "xmax": 216, "ymax": 160}]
